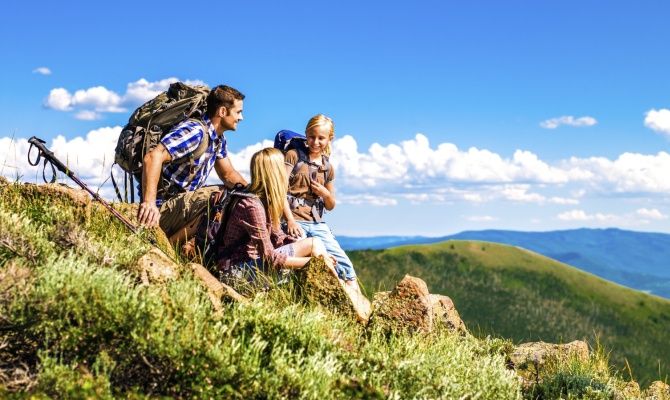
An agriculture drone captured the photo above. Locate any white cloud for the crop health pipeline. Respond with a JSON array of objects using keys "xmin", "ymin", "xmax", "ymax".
[
  {"xmin": 0, "ymin": 127, "xmax": 122, "ymax": 187},
  {"xmin": 540, "ymin": 115, "xmax": 598, "ymax": 129},
  {"xmin": 636, "ymin": 208, "xmax": 668, "ymax": 220},
  {"xmin": 465, "ymin": 215, "xmax": 497, "ymax": 222},
  {"xmin": 557, "ymin": 209, "xmax": 617, "ymax": 222},
  {"xmin": 644, "ymin": 109, "xmax": 670, "ymax": 137},
  {"xmin": 45, "ymin": 88, "xmax": 73, "ymax": 111},
  {"xmin": 339, "ymin": 194, "xmax": 398, "ymax": 206},
  {"xmin": 3, "ymin": 131, "xmax": 670, "ymax": 218},
  {"xmin": 74, "ymin": 110, "xmax": 102, "ymax": 121},
  {"xmin": 33, "ymin": 67, "xmax": 52, "ymax": 75},
  {"xmin": 45, "ymin": 77, "xmax": 207, "ymax": 118}
]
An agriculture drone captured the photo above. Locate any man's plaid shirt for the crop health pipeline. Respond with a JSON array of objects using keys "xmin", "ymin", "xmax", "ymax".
[{"xmin": 160, "ymin": 114, "xmax": 226, "ymax": 196}]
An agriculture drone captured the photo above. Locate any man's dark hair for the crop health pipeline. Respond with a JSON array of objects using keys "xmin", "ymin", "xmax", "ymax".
[{"xmin": 207, "ymin": 85, "xmax": 245, "ymax": 117}]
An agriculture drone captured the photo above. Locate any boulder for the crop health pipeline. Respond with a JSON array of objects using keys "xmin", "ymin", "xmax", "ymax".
[
  {"xmin": 614, "ymin": 381, "xmax": 641, "ymax": 400},
  {"xmin": 510, "ymin": 340, "xmax": 589, "ymax": 370},
  {"xmin": 369, "ymin": 275, "xmax": 434, "ymax": 334},
  {"xmin": 644, "ymin": 381, "xmax": 670, "ymax": 400},
  {"xmin": 298, "ymin": 256, "xmax": 372, "ymax": 323},
  {"xmin": 430, "ymin": 294, "xmax": 467, "ymax": 335},
  {"xmin": 188, "ymin": 262, "xmax": 248, "ymax": 310},
  {"xmin": 135, "ymin": 247, "xmax": 180, "ymax": 284}
]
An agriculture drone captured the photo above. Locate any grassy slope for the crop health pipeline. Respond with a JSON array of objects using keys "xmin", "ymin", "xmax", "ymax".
[
  {"xmin": 350, "ymin": 240, "xmax": 670, "ymax": 386},
  {"xmin": 0, "ymin": 182, "xmax": 524, "ymax": 398}
]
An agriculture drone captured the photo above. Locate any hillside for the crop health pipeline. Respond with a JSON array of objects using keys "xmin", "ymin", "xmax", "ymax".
[
  {"xmin": 349, "ymin": 240, "xmax": 670, "ymax": 386},
  {"xmin": 340, "ymin": 229, "xmax": 670, "ymax": 298},
  {"xmin": 2, "ymin": 180, "xmax": 668, "ymax": 398}
]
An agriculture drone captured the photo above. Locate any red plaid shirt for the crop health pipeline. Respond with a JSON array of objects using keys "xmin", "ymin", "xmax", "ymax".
[{"xmin": 216, "ymin": 196, "xmax": 295, "ymax": 271}]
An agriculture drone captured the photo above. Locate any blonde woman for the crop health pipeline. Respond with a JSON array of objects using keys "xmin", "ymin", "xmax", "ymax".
[
  {"xmin": 283, "ymin": 114, "xmax": 362, "ymax": 294},
  {"xmin": 216, "ymin": 147, "xmax": 336, "ymax": 281}
]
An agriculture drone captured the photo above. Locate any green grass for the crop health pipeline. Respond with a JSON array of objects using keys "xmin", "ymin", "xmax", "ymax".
[
  {"xmin": 350, "ymin": 240, "xmax": 670, "ymax": 387},
  {"xmin": 2, "ymin": 181, "xmax": 657, "ymax": 398},
  {"xmin": 0, "ymin": 182, "xmax": 530, "ymax": 398}
]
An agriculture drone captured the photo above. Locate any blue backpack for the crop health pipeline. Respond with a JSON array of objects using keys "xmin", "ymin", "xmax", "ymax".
[{"xmin": 273, "ymin": 130, "xmax": 332, "ymax": 181}]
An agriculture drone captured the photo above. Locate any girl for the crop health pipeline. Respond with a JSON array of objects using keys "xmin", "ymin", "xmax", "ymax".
[
  {"xmin": 283, "ymin": 114, "xmax": 363, "ymax": 295},
  {"xmin": 216, "ymin": 147, "xmax": 336, "ymax": 284}
]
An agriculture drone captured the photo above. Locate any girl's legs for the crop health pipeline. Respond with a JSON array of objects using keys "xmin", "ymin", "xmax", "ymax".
[{"xmin": 296, "ymin": 221, "xmax": 357, "ymax": 282}]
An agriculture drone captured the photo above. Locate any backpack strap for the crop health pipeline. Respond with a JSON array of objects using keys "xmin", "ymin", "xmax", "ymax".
[
  {"xmin": 175, "ymin": 119, "xmax": 220, "ymax": 190},
  {"xmin": 172, "ymin": 119, "xmax": 212, "ymax": 165}
]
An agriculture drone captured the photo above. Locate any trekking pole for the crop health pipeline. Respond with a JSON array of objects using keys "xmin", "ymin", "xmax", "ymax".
[{"xmin": 27, "ymin": 136, "xmax": 140, "ymax": 235}]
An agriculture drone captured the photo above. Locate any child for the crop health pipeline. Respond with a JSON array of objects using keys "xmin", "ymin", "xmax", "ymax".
[{"xmin": 283, "ymin": 114, "xmax": 364, "ymax": 295}]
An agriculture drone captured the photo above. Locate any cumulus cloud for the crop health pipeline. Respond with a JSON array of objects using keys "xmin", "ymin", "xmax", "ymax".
[
  {"xmin": 74, "ymin": 110, "xmax": 102, "ymax": 121},
  {"xmin": 0, "ymin": 127, "xmax": 122, "ymax": 198},
  {"xmin": 44, "ymin": 77, "xmax": 206, "ymax": 118},
  {"xmin": 465, "ymin": 215, "xmax": 497, "ymax": 222},
  {"xmin": 636, "ymin": 208, "xmax": 668, "ymax": 220},
  {"xmin": 2, "ymin": 130, "xmax": 670, "ymax": 215},
  {"xmin": 557, "ymin": 209, "xmax": 617, "ymax": 222},
  {"xmin": 540, "ymin": 116, "xmax": 597, "ymax": 129},
  {"xmin": 33, "ymin": 67, "xmax": 52, "ymax": 75},
  {"xmin": 644, "ymin": 109, "xmax": 670, "ymax": 137}
]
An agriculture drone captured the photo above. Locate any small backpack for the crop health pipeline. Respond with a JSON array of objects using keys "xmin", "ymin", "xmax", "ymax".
[
  {"xmin": 113, "ymin": 82, "xmax": 211, "ymax": 202},
  {"xmin": 183, "ymin": 186, "xmax": 256, "ymax": 266},
  {"xmin": 273, "ymin": 130, "xmax": 332, "ymax": 182}
]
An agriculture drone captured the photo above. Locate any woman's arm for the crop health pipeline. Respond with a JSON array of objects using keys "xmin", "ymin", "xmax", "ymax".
[{"xmin": 239, "ymin": 200, "xmax": 290, "ymax": 267}]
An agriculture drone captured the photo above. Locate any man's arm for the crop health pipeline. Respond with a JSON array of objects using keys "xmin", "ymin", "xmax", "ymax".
[
  {"xmin": 137, "ymin": 144, "xmax": 172, "ymax": 227},
  {"xmin": 214, "ymin": 157, "xmax": 248, "ymax": 188}
]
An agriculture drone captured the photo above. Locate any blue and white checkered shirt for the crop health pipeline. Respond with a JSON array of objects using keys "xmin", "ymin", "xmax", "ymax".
[{"xmin": 160, "ymin": 115, "xmax": 226, "ymax": 197}]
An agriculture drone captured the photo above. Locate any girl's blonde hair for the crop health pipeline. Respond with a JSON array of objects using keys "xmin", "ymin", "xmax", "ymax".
[
  {"xmin": 305, "ymin": 114, "xmax": 335, "ymax": 156},
  {"xmin": 248, "ymin": 148, "xmax": 288, "ymax": 227}
]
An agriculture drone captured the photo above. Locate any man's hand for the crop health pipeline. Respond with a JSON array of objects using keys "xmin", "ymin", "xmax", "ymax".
[
  {"xmin": 286, "ymin": 219, "xmax": 305, "ymax": 239},
  {"xmin": 137, "ymin": 201, "xmax": 161, "ymax": 227}
]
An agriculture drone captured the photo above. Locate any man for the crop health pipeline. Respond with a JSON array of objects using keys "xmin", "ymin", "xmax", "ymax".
[{"xmin": 137, "ymin": 85, "xmax": 247, "ymax": 241}]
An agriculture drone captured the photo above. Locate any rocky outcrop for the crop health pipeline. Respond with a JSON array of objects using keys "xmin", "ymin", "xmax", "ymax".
[
  {"xmin": 430, "ymin": 294, "xmax": 468, "ymax": 335},
  {"xmin": 644, "ymin": 381, "xmax": 670, "ymax": 400},
  {"xmin": 369, "ymin": 275, "xmax": 466, "ymax": 335},
  {"xmin": 298, "ymin": 256, "xmax": 372, "ymax": 323},
  {"xmin": 188, "ymin": 262, "xmax": 248, "ymax": 311},
  {"xmin": 510, "ymin": 340, "xmax": 589, "ymax": 370},
  {"xmin": 135, "ymin": 247, "xmax": 180, "ymax": 284},
  {"xmin": 614, "ymin": 381, "xmax": 641, "ymax": 400}
]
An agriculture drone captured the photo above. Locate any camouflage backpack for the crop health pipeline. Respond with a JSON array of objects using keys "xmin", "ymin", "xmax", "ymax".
[{"xmin": 113, "ymin": 82, "xmax": 210, "ymax": 202}]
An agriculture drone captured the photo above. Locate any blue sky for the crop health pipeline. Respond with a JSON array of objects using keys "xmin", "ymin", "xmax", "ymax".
[{"xmin": 2, "ymin": 1, "xmax": 670, "ymax": 235}]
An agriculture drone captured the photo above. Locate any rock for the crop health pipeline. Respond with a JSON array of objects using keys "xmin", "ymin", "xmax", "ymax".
[
  {"xmin": 0, "ymin": 260, "xmax": 32, "ymax": 296},
  {"xmin": 614, "ymin": 381, "xmax": 641, "ymax": 400},
  {"xmin": 510, "ymin": 340, "xmax": 589, "ymax": 370},
  {"xmin": 369, "ymin": 275, "xmax": 434, "ymax": 334},
  {"xmin": 644, "ymin": 381, "xmax": 670, "ymax": 400},
  {"xmin": 298, "ymin": 256, "xmax": 372, "ymax": 323},
  {"xmin": 188, "ymin": 262, "xmax": 248, "ymax": 310},
  {"xmin": 430, "ymin": 294, "xmax": 467, "ymax": 335},
  {"xmin": 135, "ymin": 247, "xmax": 180, "ymax": 284}
]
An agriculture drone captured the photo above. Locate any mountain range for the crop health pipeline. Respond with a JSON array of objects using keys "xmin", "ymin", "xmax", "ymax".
[{"xmin": 339, "ymin": 228, "xmax": 670, "ymax": 298}]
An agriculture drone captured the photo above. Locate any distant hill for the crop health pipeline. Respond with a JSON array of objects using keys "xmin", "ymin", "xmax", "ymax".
[
  {"xmin": 349, "ymin": 240, "xmax": 670, "ymax": 386},
  {"xmin": 339, "ymin": 228, "xmax": 670, "ymax": 298}
]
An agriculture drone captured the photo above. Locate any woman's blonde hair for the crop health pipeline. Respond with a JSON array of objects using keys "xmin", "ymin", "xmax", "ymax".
[
  {"xmin": 305, "ymin": 114, "xmax": 335, "ymax": 156},
  {"xmin": 248, "ymin": 148, "xmax": 288, "ymax": 227}
]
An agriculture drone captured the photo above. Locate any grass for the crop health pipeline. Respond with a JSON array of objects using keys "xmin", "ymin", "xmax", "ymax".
[
  {"xmin": 0, "ymin": 181, "xmax": 529, "ymax": 398},
  {"xmin": 349, "ymin": 240, "xmax": 670, "ymax": 387}
]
